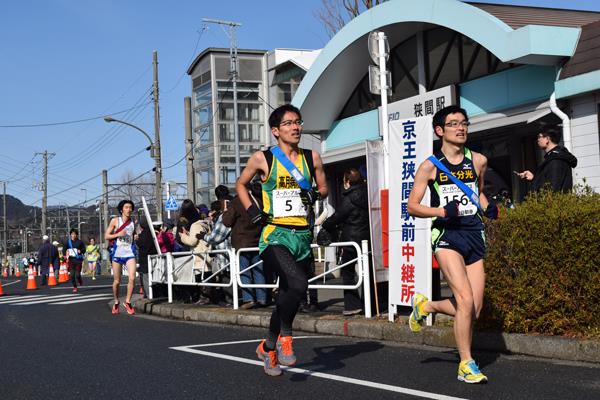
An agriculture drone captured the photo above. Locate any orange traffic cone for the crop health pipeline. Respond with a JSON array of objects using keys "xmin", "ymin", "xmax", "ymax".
[
  {"xmin": 59, "ymin": 263, "xmax": 68, "ymax": 283},
  {"xmin": 0, "ymin": 280, "xmax": 4, "ymax": 296},
  {"xmin": 26, "ymin": 268, "xmax": 38, "ymax": 290},
  {"xmin": 2, "ymin": 268, "xmax": 7, "ymax": 279},
  {"xmin": 48, "ymin": 266, "xmax": 58, "ymax": 286},
  {"xmin": 15, "ymin": 267, "xmax": 21, "ymax": 278}
]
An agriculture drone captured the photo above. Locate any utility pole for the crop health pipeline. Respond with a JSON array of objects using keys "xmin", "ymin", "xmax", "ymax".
[
  {"xmin": 202, "ymin": 18, "xmax": 242, "ymax": 178},
  {"xmin": 2, "ymin": 182, "xmax": 6, "ymax": 258},
  {"xmin": 66, "ymin": 206, "xmax": 71, "ymax": 232},
  {"xmin": 101, "ymin": 170, "xmax": 109, "ymax": 273},
  {"xmin": 36, "ymin": 150, "xmax": 55, "ymax": 235},
  {"xmin": 152, "ymin": 50, "xmax": 163, "ymax": 221},
  {"xmin": 184, "ymin": 96, "xmax": 196, "ymax": 201}
]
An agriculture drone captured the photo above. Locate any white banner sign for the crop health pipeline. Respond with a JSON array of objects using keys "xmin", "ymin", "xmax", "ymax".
[
  {"xmin": 365, "ymin": 139, "xmax": 387, "ymax": 282},
  {"xmin": 388, "ymin": 116, "xmax": 433, "ymax": 316},
  {"xmin": 384, "ymin": 85, "xmax": 455, "ymax": 123}
]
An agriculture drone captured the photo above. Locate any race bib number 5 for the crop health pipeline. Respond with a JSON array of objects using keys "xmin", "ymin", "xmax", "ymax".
[
  {"xmin": 440, "ymin": 183, "xmax": 478, "ymax": 216},
  {"xmin": 273, "ymin": 189, "xmax": 306, "ymax": 218}
]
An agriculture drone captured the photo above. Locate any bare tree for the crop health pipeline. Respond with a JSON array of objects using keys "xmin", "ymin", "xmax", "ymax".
[
  {"xmin": 314, "ymin": 0, "xmax": 385, "ymax": 37},
  {"xmin": 112, "ymin": 170, "xmax": 156, "ymax": 214}
]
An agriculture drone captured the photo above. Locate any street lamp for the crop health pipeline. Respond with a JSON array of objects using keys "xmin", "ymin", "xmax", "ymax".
[{"xmin": 103, "ymin": 116, "xmax": 163, "ymax": 220}]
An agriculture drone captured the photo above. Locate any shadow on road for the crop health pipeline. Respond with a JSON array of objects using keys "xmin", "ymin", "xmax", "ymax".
[{"xmin": 291, "ymin": 341, "xmax": 384, "ymax": 381}]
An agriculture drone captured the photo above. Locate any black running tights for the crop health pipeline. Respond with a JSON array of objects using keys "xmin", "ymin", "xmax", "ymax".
[{"xmin": 260, "ymin": 245, "xmax": 311, "ymax": 349}]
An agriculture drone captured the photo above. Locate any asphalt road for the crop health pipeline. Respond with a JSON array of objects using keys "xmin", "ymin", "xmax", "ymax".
[{"xmin": 0, "ymin": 275, "xmax": 599, "ymax": 400}]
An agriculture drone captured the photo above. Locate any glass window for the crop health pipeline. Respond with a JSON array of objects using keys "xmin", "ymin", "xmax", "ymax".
[
  {"xmin": 219, "ymin": 104, "xmax": 234, "ymax": 121},
  {"xmin": 219, "ymin": 123, "xmax": 234, "ymax": 142},
  {"xmin": 195, "ymin": 124, "xmax": 213, "ymax": 147},
  {"xmin": 193, "ymin": 82, "xmax": 212, "ymax": 106},
  {"xmin": 193, "ymin": 104, "xmax": 212, "ymax": 127},
  {"xmin": 199, "ymin": 169, "xmax": 214, "ymax": 187},
  {"xmin": 238, "ymin": 103, "xmax": 262, "ymax": 122}
]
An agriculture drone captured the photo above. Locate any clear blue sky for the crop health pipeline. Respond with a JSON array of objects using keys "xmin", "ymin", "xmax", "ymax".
[{"xmin": 1, "ymin": 0, "xmax": 598, "ymax": 208}]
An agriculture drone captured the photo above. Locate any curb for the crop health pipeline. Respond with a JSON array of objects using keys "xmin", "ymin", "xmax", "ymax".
[{"xmin": 133, "ymin": 298, "xmax": 600, "ymax": 364}]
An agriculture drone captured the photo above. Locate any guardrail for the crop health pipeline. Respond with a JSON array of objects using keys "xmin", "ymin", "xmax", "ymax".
[
  {"xmin": 148, "ymin": 240, "xmax": 371, "ymax": 318},
  {"xmin": 148, "ymin": 249, "xmax": 237, "ymax": 305}
]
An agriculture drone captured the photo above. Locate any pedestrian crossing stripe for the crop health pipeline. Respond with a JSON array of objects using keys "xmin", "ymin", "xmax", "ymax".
[{"xmin": 0, "ymin": 293, "xmax": 113, "ymax": 306}]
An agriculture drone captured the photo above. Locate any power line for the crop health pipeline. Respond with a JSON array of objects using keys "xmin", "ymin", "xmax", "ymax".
[
  {"xmin": 50, "ymin": 88, "xmax": 153, "ymax": 170},
  {"xmin": 25, "ymin": 146, "xmax": 150, "ymax": 207},
  {"xmin": 0, "ymin": 102, "xmax": 151, "ymax": 128},
  {"xmin": 162, "ymin": 26, "xmax": 208, "ymax": 95}
]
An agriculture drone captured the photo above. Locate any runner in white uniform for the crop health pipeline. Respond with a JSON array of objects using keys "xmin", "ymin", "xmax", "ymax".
[{"xmin": 105, "ymin": 200, "xmax": 137, "ymax": 315}]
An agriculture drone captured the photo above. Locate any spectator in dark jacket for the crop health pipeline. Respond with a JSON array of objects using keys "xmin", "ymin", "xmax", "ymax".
[
  {"xmin": 136, "ymin": 219, "xmax": 159, "ymax": 298},
  {"xmin": 321, "ymin": 168, "xmax": 370, "ymax": 316},
  {"xmin": 517, "ymin": 125, "xmax": 578, "ymax": 193},
  {"xmin": 63, "ymin": 229, "xmax": 86, "ymax": 292},
  {"xmin": 37, "ymin": 235, "xmax": 59, "ymax": 286},
  {"xmin": 222, "ymin": 180, "xmax": 267, "ymax": 309}
]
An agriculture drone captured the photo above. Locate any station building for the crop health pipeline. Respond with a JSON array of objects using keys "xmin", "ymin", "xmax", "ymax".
[{"xmin": 292, "ymin": 0, "xmax": 600, "ymax": 202}]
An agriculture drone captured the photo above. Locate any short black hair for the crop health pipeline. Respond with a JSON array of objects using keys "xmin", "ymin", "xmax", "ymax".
[
  {"xmin": 70, "ymin": 229, "xmax": 78, "ymax": 235},
  {"xmin": 268, "ymin": 104, "xmax": 302, "ymax": 129},
  {"xmin": 540, "ymin": 124, "xmax": 561, "ymax": 144},
  {"xmin": 432, "ymin": 105, "xmax": 469, "ymax": 133},
  {"xmin": 117, "ymin": 199, "xmax": 135, "ymax": 214},
  {"xmin": 214, "ymin": 184, "xmax": 230, "ymax": 200}
]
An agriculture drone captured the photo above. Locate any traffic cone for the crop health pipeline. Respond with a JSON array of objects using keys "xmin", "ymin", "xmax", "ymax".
[
  {"xmin": 0, "ymin": 280, "xmax": 4, "ymax": 296},
  {"xmin": 2, "ymin": 268, "xmax": 7, "ymax": 279},
  {"xmin": 48, "ymin": 266, "xmax": 58, "ymax": 286},
  {"xmin": 26, "ymin": 268, "xmax": 38, "ymax": 290},
  {"xmin": 15, "ymin": 267, "xmax": 21, "ymax": 278},
  {"xmin": 59, "ymin": 263, "xmax": 68, "ymax": 283}
]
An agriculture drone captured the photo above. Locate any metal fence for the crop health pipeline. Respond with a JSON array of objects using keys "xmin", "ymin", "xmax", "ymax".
[{"xmin": 148, "ymin": 240, "xmax": 371, "ymax": 318}]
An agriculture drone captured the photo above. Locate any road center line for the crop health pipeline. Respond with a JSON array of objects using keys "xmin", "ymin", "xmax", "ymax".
[{"xmin": 170, "ymin": 339, "xmax": 467, "ymax": 400}]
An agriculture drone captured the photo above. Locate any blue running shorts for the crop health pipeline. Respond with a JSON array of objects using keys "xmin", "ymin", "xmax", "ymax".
[{"xmin": 432, "ymin": 229, "xmax": 486, "ymax": 265}]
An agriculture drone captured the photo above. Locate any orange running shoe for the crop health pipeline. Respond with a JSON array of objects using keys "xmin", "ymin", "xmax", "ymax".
[
  {"xmin": 256, "ymin": 340, "xmax": 282, "ymax": 376},
  {"xmin": 112, "ymin": 302, "xmax": 120, "ymax": 315},
  {"xmin": 276, "ymin": 335, "xmax": 296, "ymax": 367},
  {"xmin": 123, "ymin": 302, "xmax": 135, "ymax": 315}
]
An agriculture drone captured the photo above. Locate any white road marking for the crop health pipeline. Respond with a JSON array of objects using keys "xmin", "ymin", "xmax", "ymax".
[
  {"xmin": 170, "ymin": 339, "xmax": 467, "ymax": 400},
  {"xmin": 14, "ymin": 293, "xmax": 112, "ymax": 305},
  {"xmin": 0, "ymin": 295, "xmax": 46, "ymax": 304},
  {"xmin": 50, "ymin": 295, "xmax": 113, "ymax": 305},
  {"xmin": 2, "ymin": 280, "xmax": 22, "ymax": 287}
]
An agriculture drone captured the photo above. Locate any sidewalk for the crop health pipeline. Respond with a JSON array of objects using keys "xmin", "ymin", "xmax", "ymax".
[{"xmin": 130, "ymin": 291, "xmax": 600, "ymax": 364}]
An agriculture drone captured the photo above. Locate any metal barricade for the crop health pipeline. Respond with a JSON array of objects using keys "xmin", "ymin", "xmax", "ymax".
[
  {"xmin": 148, "ymin": 249, "xmax": 237, "ymax": 305},
  {"xmin": 235, "ymin": 240, "xmax": 371, "ymax": 318},
  {"xmin": 147, "ymin": 253, "xmax": 168, "ymax": 300}
]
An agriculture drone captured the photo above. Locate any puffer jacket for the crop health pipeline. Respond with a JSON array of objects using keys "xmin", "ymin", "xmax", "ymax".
[
  {"xmin": 179, "ymin": 219, "xmax": 212, "ymax": 272},
  {"xmin": 322, "ymin": 183, "xmax": 370, "ymax": 243}
]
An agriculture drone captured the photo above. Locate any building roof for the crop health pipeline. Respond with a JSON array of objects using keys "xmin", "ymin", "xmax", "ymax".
[
  {"xmin": 560, "ymin": 19, "xmax": 600, "ymax": 79},
  {"xmin": 293, "ymin": 0, "xmax": 581, "ymax": 132},
  {"xmin": 469, "ymin": 2, "xmax": 600, "ymax": 29},
  {"xmin": 186, "ymin": 47, "xmax": 267, "ymax": 75}
]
